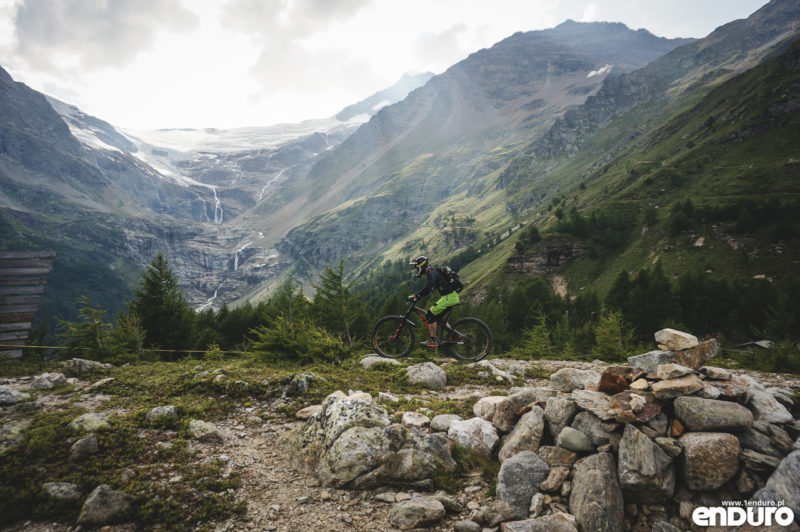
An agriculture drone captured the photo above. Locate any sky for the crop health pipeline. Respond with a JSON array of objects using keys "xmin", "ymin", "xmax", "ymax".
[{"xmin": 0, "ymin": 0, "xmax": 770, "ymax": 131}]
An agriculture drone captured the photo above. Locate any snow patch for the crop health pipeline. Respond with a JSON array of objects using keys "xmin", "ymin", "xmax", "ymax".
[{"xmin": 587, "ymin": 64, "xmax": 613, "ymax": 78}]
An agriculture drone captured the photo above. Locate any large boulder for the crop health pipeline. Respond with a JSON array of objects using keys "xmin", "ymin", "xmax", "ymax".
[
  {"xmin": 673, "ymin": 396, "xmax": 753, "ymax": 432},
  {"xmin": 288, "ymin": 396, "xmax": 455, "ymax": 488},
  {"xmin": 28, "ymin": 372, "xmax": 67, "ymax": 390},
  {"xmin": 69, "ymin": 413, "xmax": 111, "ymax": 433},
  {"xmin": 739, "ymin": 375, "xmax": 794, "ymax": 424},
  {"xmin": 473, "ymin": 395, "xmax": 507, "ymax": 420},
  {"xmin": 496, "ymin": 451, "xmax": 550, "ymax": 519},
  {"xmin": 448, "ymin": 417, "xmax": 499, "ymax": 456},
  {"xmin": 617, "ymin": 424, "xmax": 675, "ymax": 503},
  {"xmin": 0, "ymin": 385, "xmax": 30, "ymax": 405},
  {"xmin": 679, "ymin": 432, "xmax": 740, "ymax": 490},
  {"xmin": 569, "ymin": 453, "xmax": 624, "ymax": 532}
]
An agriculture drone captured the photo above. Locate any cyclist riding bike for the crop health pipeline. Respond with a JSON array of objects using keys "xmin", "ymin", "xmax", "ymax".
[{"xmin": 409, "ymin": 255, "xmax": 459, "ymax": 347}]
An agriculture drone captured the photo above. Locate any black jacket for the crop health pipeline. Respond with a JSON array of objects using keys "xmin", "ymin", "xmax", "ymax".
[{"xmin": 415, "ymin": 268, "xmax": 452, "ymax": 298}]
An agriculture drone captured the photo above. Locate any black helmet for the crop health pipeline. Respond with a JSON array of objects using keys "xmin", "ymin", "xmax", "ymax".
[{"xmin": 410, "ymin": 255, "xmax": 428, "ymax": 278}]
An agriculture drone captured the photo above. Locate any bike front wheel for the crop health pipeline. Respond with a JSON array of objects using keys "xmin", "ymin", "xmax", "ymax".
[
  {"xmin": 371, "ymin": 315, "xmax": 415, "ymax": 358},
  {"xmin": 446, "ymin": 317, "xmax": 492, "ymax": 361}
]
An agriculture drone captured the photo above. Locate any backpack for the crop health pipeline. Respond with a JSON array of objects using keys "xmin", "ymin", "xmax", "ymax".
[{"xmin": 435, "ymin": 265, "xmax": 464, "ymax": 293}]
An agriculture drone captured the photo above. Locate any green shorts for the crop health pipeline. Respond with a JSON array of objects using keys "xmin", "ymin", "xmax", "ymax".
[{"xmin": 430, "ymin": 292, "xmax": 459, "ymax": 316}]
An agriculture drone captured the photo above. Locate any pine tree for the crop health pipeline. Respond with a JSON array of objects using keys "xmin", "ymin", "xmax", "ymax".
[
  {"xmin": 57, "ymin": 296, "xmax": 111, "ymax": 359},
  {"xmin": 129, "ymin": 252, "xmax": 193, "ymax": 356},
  {"xmin": 312, "ymin": 259, "xmax": 367, "ymax": 346}
]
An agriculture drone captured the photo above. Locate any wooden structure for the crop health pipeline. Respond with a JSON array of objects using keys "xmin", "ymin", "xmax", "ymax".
[{"xmin": 0, "ymin": 251, "xmax": 55, "ymax": 358}]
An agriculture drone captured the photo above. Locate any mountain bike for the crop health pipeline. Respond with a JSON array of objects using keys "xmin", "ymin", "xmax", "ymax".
[{"xmin": 371, "ymin": 300, "xmax": 492, "ymax": 361}]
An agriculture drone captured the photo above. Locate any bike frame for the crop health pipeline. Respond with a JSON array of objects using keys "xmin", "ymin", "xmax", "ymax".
[{"xmin": 399, "ymin": 301, "xmax": 460, "ymax": 342}]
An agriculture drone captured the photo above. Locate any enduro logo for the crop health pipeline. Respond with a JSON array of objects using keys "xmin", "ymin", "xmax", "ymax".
[{"xmin": 692, "ymin": 502, "xmax": 795, "ymax": 527}]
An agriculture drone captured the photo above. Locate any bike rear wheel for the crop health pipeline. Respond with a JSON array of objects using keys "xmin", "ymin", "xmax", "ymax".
[
  {"xmin": 371, "ymin": 315, "xmax": 415, "ymax": 358},
  {"xmin": 446, "ymin": 317, "xmax": 492, "ymax": 361}
]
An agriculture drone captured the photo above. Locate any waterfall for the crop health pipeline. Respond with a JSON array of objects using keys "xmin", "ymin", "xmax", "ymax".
[
  {"xmin": 196, "ymin": 288, "xmax": 219, "ymax": 312},
  {"xmin": 212, "ymin": 186, "xmax": 223, "ymax": 224},
  {"xmin": 258, "ymin": 168, "xmax": 286, "ymax": 201}
]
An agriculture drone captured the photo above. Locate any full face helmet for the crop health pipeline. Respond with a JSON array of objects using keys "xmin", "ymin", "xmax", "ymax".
[{"xmin": 410, "ymin": 255, "xmax": 429, "ymax": 278}]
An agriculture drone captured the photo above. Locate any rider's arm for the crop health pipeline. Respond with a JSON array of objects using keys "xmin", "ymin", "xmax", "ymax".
[{"xmin": 414, "ymin": 270, "xmax": 441, "ymax": 299}]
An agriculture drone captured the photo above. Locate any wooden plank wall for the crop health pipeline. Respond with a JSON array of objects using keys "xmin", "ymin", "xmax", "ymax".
[{"xmin": 0, "ymin": 251, "xmax": 55, "ymax": 358}]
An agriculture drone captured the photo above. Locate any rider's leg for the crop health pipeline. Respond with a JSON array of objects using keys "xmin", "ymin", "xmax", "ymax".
[{"xmin": 425, "ymin": 292, "xmax": 459, "ymax": 342}]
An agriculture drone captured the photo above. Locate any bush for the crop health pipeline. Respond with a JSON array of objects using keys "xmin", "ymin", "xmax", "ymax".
[{"xmin": 249, "ymin": 316, "xmax": 351, "ymax": 364}]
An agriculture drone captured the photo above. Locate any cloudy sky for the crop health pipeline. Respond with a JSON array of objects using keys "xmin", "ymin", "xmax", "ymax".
[{"xmin": 0, "ymin": 0, "xmax": 769, "ymax": 130}]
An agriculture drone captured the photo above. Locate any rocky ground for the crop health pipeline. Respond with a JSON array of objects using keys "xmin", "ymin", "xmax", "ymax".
[{"xmin": 1, "ymin": 352, "xmax": 799, "ymax": 532}]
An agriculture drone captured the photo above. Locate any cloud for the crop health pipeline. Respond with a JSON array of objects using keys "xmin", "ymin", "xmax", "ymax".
[
  {"xmin": 413, "ymin": 24, "xmax": 470, "ymax": 72},
  {"xmin": 12, "ymin": 0, "xmax": 198, "ymax": 71}
]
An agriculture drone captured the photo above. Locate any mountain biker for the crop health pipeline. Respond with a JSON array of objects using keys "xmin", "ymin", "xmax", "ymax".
[{"xmin": 409, "ymin": 255, "xmax": 459, "ymax": 347}]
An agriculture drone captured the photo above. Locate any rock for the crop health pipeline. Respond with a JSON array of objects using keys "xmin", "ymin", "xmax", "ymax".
[
  {"xmin": 570, "ymin": 411, "xmax": 618, "ymax": 447},
  {"xmin": 500, "ymin": 512, "xmax": 579, "ymax": 532},
  {"xmin": 751, "ymin": 450, "xmax": 800, "ymax": 518},
  {"xmin": 550, "ymin": 368, "xmax": 601, "ymax": 392},
  {"xmin": 628, "ymin": 351, "xmax": 674, "ymax": 373},
  {"xmin": 538, "ymin": 445, "xmax": 578, "ymax": 467},
  {"xmin": 556, "ymin": 426, "xmax": 594, "ymax": 453},
  {"xmin": 673, "ymin": 396, "xmax": 754, "ymax": 432},
  {"xmin": 448, "ymin": 417, "xmax": 499, "ymax": 456},
  {"xmin": 485, "ymin": 499, "xmax": 520, "ymax": 527},
  {"xmin": 28, "ymin": 372, "xmax": 67, "ymax": 389},
  {"xmin": 290, "ymin": 397, "xmax": 454, "ymax": 488},
  {"xmin": 60, "ymin": 358, "xmax": 112, "ymax": 377},
  {"xmin": 701, "ymin": 366, "xmax": 732, "ymax": 380},
  {"xmin": 741, "ymin": 448, "xmax": 781, "ymax": 471},
  {"xmin": 389, "ymin": 496, "xmax": 446, "ymax": 529},
  {"xmin": 43, "ymin": 482, "xmax": 81, "ymax": 501},
  {"xmin": 454, "ymin": 520, "xmax": 482, "ymax": 532},
  {"xmin": 570, "ymin": 452, "xmax": 624, "ymax": 532},
  {"xmin": 544, "ymin": 396, "xmax": 579, "ymax": 439},
  {"xmin": 673, "ymin": 339, "xmax": 720, "ymax": 370},
  {"xmin": 0, "ymin": 419, "xmax": 31, "ymax": 454},
  {"xmin": 650, "ymin": 374, "xmax": 704, "ymax": 400},
  {"xmin": 597, "ymin": 372, "xmax": 629, "ymax": 395},
  {"xmin": 69, "ymin": 433, "xmax": 99, "ymax": 462},
  {"xmin": 69, "ymin": 413, "xmax": 111, "ymax": 433},
  {"xmin": 146, "ymin": 405, "xmax": 179, "ymax": 423},
  {"xmin": 430, "ymin": 414, "xmax": 461, "ymax": 432},
  {"xmin": 607, "ymin": 390, "xmax": 662, "ymax": 423},
  {"xmin": 77, "ymin": 485, "xmax": 132, "ymax": 526},
  {"xmin": 570, "ymin": 390, "xmax": 615, "ymax": 421},
  {"xmin": 539, "ymin": 466, "xmax": 571, "ymax": 492},
  {"xmin": 499, "ymin": 406, "xmax": 546, "ymax": 462},
  {"xmin": 679, "ymin": 432, "xmax": 740, "ymax": 490},
  {"xmin": 766, "ymin": 387, "xmax": 795, "ymax": 409},
  {"xmin": 406, "ymin": 362, "xmax": 447, "ymax": 389},
  {"xmin": 629, "ymin": 378, "xmax": 649, "ymax": 391},
  {"xmin": 647, "ymin": 412, "xmax": 670, "ymax": 436},
  {"xmin": 740, "ymin": 375, "xmax": 793, "ymax": 424},
  {"xmin": 709, "ymin": 376, "xmax": 751, "ymax": 404},
  {"xmin": 346, "ymin": 391, "xmax": 372, "ymax": 401},
  {"xmin": 654, "ymin": 329, "xmax": 698, "ymax": 351},
  {"xmin": 401, "ymin": 411, "xmax": 430, "ymax": 428},
  {"xmin": 496, "ymin": 450, "xmax": 550, "ymax": 519},
  {"xmin": 360, "ymin": 355, "xmax": 401, "ymax": 369},
  {"xmin": 188, "ymin": 419, "xmax": 225, "ymax": 443},
  {"xmin": 295, "ymin": 405, "xmax": 322, "ymax": 420},
  {"xmin": 618, "ymin": 424, "xmax": 675, "ymax": 503},
  {"xmin": 655, "ymin": 437, "xmax": 683, "ymax": 458},
  {"xmin": 0, "ymin": 385, "xmax": 30, "ymax": 405},
  {"xmin": 655, "ymin": 364, "xmax": 693, "ymax": 380},
  {"xmin": 473, "ymin": 395, "xmax": 507, "ymax": 420},
  {"xmin": 475, "ymin": 360, "xmax": 518, "ymax": 382},
  {"xmin": 529, "ymin": 492, "xmax": 545, "ymax": 517},
  {"xmin": 378, "ymin": 392, "xmax": 400, "ymax": 403},
  {"xmin": 492, "ymin": 388, "xmax": 557, "ymax": 432}
]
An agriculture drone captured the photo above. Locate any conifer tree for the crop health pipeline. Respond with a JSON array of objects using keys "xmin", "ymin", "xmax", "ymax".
[
  {"xmin": 311, "ymin": 259, "xmax": 367, "ymax": 345},
  {"xmin": 129, "ymin": 252, "xmax": 193, "ymax": 356}
]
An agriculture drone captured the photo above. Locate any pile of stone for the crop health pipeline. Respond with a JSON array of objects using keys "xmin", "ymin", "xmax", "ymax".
[{"xmin": 290, "ymin": 329, "xmax": 800, "ymax": 531}]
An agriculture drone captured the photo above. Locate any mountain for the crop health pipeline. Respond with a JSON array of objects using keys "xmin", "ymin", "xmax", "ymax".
[
  {"xmin": 274, "ymin": 21, "xmax": 694, "ymax": 272},
  {"xmin": 0, "ymin": 68, "xmax": 431, "ymax": 324},
  {"xmin": 336, "ymin": 72, "xmax": 435, "ymax": 122}
]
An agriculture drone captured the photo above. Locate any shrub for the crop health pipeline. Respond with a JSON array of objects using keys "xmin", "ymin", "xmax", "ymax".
[{"xmin": 249, "ymin": 316, "xmax": 351, "ymax": 364}]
